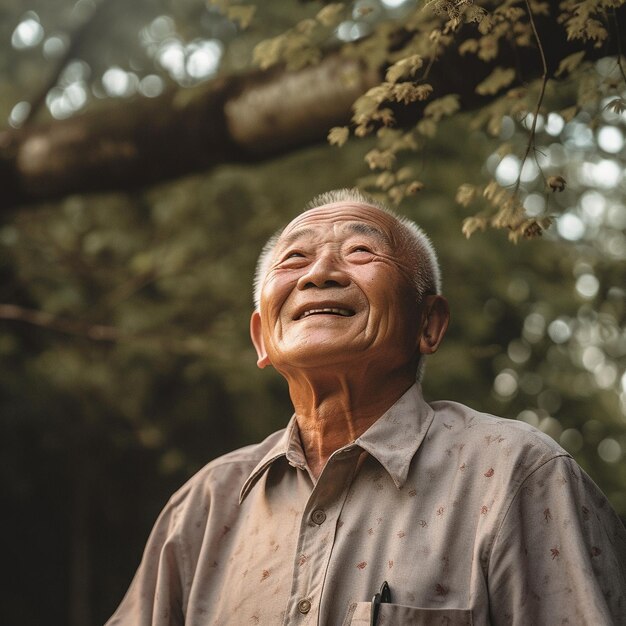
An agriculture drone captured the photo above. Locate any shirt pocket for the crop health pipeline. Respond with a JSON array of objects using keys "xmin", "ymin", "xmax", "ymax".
[{"xmin": 343, "ymin": 601, "xmax": 473, "ymax": 626}]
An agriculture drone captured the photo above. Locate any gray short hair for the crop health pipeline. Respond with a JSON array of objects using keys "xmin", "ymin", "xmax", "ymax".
[{"xmin": 253, "ymin": 188, "xmax": 441, "ymax": 310}]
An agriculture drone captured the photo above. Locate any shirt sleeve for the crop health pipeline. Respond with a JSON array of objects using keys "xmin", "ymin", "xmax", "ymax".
[
  {"xmin": 105, "ymin": 497, "xmax": 186, "ymax": 626},
  {"xmin": 487, "ymin": 454, "xmax": 626, "ymax": 626}
]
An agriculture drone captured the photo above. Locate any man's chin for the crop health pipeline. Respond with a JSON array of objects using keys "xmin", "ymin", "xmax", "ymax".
[{"xmin": 272, "ymin": 341, "xmax": 362, "ymax": 370}]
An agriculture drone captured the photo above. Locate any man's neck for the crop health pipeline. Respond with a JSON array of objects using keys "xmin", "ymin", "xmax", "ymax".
[{"xmin": 282, "ymin": 366, "xmax": 416, "ymax": 479}]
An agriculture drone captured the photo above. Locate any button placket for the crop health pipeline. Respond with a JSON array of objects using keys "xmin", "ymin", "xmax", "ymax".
[{"xmin": 284, "ymin": 448, "xmax": 361, "ymax": 624}]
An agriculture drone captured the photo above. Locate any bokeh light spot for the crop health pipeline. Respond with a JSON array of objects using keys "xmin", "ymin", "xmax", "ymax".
[
  {"xmin": 564, "ymin": 122, "xmax": 593, "ymax": 149},
  {"xmin": 523, "ymin": 312, "xmax": 546, "ymax": 343},
  {"xmin": 575, "ymin": 274, "xmax": 599, "ymax": 299},
  {"xmin": 545, "ymin": 112, "xmax": 564, "ymax": 136},
  {"xmin": 560, "ymin": 428, "xmax": 583, "ymax": 453},
  {"xmin": 494, "ymin": 370, "xmax": 518, "ymax": 397},
  {"xmin": 607, "ymin": 204, "xmax": 626, "ymax": 229},
  {"xmin": 508, "ymin": 339, "xmax": 531, "ymax": 364},
  {"xmin": 592, "ymin": 159, "xmax": 622, "ymax": 188},
  {"xmin": 159, "ymin": 40, "xmax": 186, "ymax": 80},
  {"xmin": 538, "ymin": 389, "xmax": 562, "ymax": 413},
  {"xmin": 336, "ymin": 20, "xmax": 369, "ymax": 41},
  {"xmin": 548, "ymin": 318, "xmax": 571, "ymax": 344},
  {"xmin": 381, "ymin": 0, "xmax": 410, "ymax": 7},
  {"xmin": 517, "ymin": 409, "xmax": 539, "ymax": 427},
  {"xmin": 523, "ymin": 193, "xmax": 545, "ymax": 217},
  {"xmin": 598, "ymin": 438, "xmax": 622, "ymax": 463},
  {"xmin": 581, "ymin": 345, "xmax": 604, "ymax": 371},
  {"xmin": 520, "ymin": 159, "xmax": 539, "ymax": 183},
  {"xmin": 495, "ymin": 155, "xmax": 520, "ymax": 186},
  {"xmin": 507, "ymin": 277, "xmax": 529, "ymax": 302},
  {"xmin": 186, "ymin": 40, "xmax": 223, "ymax": 79},
  {"xmin": 43, "ymin": 35, "xmax": 67, "ymax": 58},
  {"xmin": 597, "ymin": 125, "xmax": 624, "ymax": 154},
  {"xmin": 12, "ymin": 15, "xmax": 44, "ymax": 49},
  {"xmin": 557, "ymin": 213, "xmax": 585, "ymax": 241},
  {"xmin": 595, "ymin": 363, "xmax": 618, "ymax": 389},
  {"xmin": 102, "ymin": 67, "xmax": 136, "ymax": 97},
  {"xmin": 539, "ymin": 416, "xmax": 562, "ymax": 440},
  {"xmin": 139, "ymin": 75, "xmax": 164, "ymax": 98},
  {"xmin": 9, "ymin": 101, "xmax": 31, "ymax": 128}
]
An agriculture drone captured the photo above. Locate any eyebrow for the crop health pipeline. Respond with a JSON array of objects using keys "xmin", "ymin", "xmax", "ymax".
[
  {"xmin": 344, "ymin": 222, "xmax": 390, "ymax": 246},
  {"xmin": 275, "ymin": 222, "xmax": 391, "ymax": 255},
  {"xmin": 276, "ymin": 227, "xmax": 317, "ymax": 252}
]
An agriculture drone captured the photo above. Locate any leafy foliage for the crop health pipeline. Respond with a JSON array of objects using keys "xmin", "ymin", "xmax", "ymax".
[
  {"xmin": 256, "ymin": 0, "xmax": 626, "ymax": 243},
  {"xmin": 1, "ymin": 2, "xmax": 625, "ymax": 625}
]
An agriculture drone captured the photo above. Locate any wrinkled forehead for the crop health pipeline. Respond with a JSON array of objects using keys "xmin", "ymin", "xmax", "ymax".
[{"xmin": 279, "ymin": 202, "xmax": 402, "ymax": 247}]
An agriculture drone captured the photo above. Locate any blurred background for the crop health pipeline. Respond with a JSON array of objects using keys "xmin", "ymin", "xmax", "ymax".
[{"xmin": 0, "ymin": 1, "xmax": 625, "ymax": 624}]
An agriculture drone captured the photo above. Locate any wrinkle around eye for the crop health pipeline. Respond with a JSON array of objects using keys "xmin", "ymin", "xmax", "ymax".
[
  {"xmin": 347, "ymin": 247, "xmax": 376, "ymax": 262},
  {"xmin": 276, "ymin": 253, "xmax": 308, "ymax": 269},
  {"xmin": 274, "ymin": 247, "xmax": 306, "ymax": 262}
]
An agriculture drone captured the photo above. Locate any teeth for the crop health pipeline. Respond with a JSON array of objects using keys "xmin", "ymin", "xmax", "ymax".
[{"xmin": 301, "ymin": 307, "xmax": 352, "ymax": 319}]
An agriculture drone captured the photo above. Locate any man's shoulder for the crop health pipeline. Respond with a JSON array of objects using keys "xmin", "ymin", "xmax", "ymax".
[
  {"xmin": 427, "ymin": 399, "xmax": 570, "ymax": 472},
  {"xmin": 169, "ymin": 427, "xmax": 287, "ymax": 506}
]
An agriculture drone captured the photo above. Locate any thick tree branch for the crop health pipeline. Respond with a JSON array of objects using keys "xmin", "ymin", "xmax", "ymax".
[
  {"xmin": 0, "ymin": 2, "xmax": 623, "ymax": 212},
  {"xmin": 0, "ymin": 303, "xmax": 120, "ymax": 340}
]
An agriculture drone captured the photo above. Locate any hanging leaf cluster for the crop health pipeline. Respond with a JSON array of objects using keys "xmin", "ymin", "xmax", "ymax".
[{"xmin": 248, "ymin": 0, "xmax": 626, "ymax": 241}]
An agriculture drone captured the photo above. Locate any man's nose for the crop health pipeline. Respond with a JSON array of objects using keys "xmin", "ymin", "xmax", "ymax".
[{"xmin": 297, "ymin": 254, "xmax": 350, "ymax": 290}]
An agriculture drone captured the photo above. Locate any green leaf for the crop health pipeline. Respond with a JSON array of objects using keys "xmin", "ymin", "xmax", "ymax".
[
  {"xmin": 365, "ymin": 149, "xmax": 395, "ymax": 170},
  {"xmin": 461, "ymin": 216, "xmax": 487, "ymax": 238},
  {"xmin": 327, "ymin": 126, "xmax": 349, "ymax": 147},
  {"xmin": 252, "ymin": 36, "xmax": 286, "ymax": 70},
  {"xmin": 385, "ymin": 55, "xmax": 424, "ymax": 84},
  {"xmin": 316, "ymin": 3, "xmax": 345, "ymax": 27},
  {"xmin": 459, "ymin": 39, "xmax": 478, "ymax": 56},
  {"xmin": 455, "ymin": 183, "xmax": 478, "ymax": 208},
  {"xmin": 475, "ymin": 67, "xmax": 516, "ymax": 96},
  {"xmin": 555, "ymin": 51, "xmax": 585, "ymax": 78},
  {"xmin": 424, "ymin": 94, "xmax": 460, "ymax": 121},
  {"xmin": 227, "ymin": 5, "xmax": 256, "ymax": 30},
  {"xmin": 416, "ymin": 118, "xmax": 437, "ymax": 138}
]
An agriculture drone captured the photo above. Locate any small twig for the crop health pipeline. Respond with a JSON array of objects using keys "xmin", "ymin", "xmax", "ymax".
[
  {"xmin": 421, "ymin": 52, "xmax": 438, "ymax": 83},
  {"xmin": 514, "ymin": 0, "xmax": 548, "ymax": 195},
  {"xmin": 611, "ymin": 8, "xmax": 626, "ymax": 84},
  {"xmin": 0, "ymin": 303, "xmax": 120, "ymax": 341},
  {"xmin": 420, "ymin": 24, "xmax": 454, "ymax": 84},
  {"xmin": 533, "ymin": 146, "xmax": 548, "ymax": 187}
]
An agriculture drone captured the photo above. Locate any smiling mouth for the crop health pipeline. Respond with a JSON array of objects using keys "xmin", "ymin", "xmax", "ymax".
[{"xmin": 298, "ymin": 307, "xmax": 355, "ymax": 320}]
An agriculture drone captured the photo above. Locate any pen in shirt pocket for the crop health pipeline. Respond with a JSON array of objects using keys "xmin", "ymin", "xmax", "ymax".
[{"xmin": 370, "ymin": 580, "xmax": 391, "ymax": 626}]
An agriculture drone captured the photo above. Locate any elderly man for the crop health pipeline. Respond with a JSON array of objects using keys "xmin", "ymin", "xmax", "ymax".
[{"xmin": 107, "ymin": 189, "xmax": 626, "ymax": 625}]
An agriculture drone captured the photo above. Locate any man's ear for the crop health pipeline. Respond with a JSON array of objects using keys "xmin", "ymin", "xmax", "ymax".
[
  {"xmin": 418, "ymin": 295, "xmax": 450, "ymax": 355},
  {"xmin": 250, "ymin": 311, "xmax": 271, "ymax": 369}
]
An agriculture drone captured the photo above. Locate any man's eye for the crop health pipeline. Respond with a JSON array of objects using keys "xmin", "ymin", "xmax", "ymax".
[
  {"xmin": 351, "ymin": 246, "xmax": 372, "ymax": 253},
  {"xmin": 285, "ymin": 251, "xmax": 305, "ymax": 259}
]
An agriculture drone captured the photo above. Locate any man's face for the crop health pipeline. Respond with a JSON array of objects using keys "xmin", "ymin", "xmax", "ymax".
[{"xmin": 251, "ymin": 202, "xmax": 427, "ymax": 376}]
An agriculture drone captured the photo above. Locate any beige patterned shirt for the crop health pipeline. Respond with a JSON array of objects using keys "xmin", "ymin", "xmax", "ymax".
[{"xmin": 107, "ymin": 384, "xmax": 626, "ymax": 625}]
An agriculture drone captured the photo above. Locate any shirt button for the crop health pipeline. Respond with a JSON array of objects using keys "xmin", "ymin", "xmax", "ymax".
[
  {"xmin": 311, "ymin": 509, "xmax": 326, "ymax": 525},
  {"xmin": 297, "ymin": 599, "xmax": 311, "ymax": 614}
]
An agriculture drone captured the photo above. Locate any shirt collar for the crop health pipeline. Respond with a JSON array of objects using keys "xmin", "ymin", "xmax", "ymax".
[
  {"xmin": 354, "ymin": 383, "xmax": 434, "ymax": 488},
  {"xmin": 239, "ymin": 415, "xmax": 304, "ymax": 503},
  {"xmin": 239, "ymin": 383, "xmax": 434, "ymax": 503}
]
